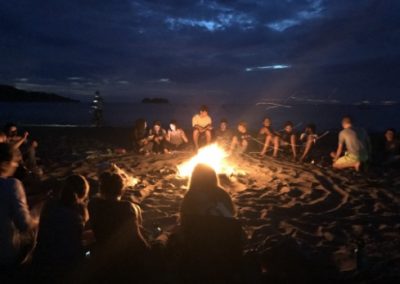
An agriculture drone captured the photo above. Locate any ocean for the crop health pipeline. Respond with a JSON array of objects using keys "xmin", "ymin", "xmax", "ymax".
[{"xmin": 0, "ymin": 102, "xmax": 399, "ymax": 132}]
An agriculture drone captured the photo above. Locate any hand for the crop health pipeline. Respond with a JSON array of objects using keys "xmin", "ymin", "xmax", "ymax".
[{"xmin": 23, "ymin": 132, "xmax": 29, "ymax": 139}]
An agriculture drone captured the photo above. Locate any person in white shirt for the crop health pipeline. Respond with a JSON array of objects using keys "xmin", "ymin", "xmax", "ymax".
[{"xmin": 192, "ymin": 105, "xmax": 213, "ymax": 151}]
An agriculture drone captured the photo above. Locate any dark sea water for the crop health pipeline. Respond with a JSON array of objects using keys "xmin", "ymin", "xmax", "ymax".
[{"xmin": 0, "ymin": 102, "xmax": 399, "ymax": 132}]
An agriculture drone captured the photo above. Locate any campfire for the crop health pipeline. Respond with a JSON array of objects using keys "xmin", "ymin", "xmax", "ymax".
[{"xmin": 177, "ymin": 144, "xmax": 236, "ymax": 178}]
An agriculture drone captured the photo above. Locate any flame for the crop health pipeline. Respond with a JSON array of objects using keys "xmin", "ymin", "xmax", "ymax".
[{"xmin": 177, "ymin": 144, "xmax": 234, "ymax": 177}]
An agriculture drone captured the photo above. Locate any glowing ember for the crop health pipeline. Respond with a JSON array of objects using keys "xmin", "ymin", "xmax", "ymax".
[{"xmin": 177, "ymin": 144, "xmax": 235, "ymax": 177}]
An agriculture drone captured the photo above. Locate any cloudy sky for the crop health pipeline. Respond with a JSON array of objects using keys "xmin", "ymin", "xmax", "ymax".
[{"xmin": 0, "ymin": 0, "xmax": 399, "ymax": 103}]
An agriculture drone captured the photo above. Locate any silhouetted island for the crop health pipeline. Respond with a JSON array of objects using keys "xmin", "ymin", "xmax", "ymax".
[
  {"xmin": 0, "ymin": 84, "xmax": 78, "ymax": 102},
  {"xmin": 141, "ymin": 98, "xmax": 169, "ymax": 104}
]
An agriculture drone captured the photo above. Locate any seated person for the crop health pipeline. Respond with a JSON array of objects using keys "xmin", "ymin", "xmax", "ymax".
[
  {"xmin": 32, "ymin": 175, "xmax": 89, "ymax": 280},
  {"xmin": 165, "ymin": 120, "xmax": 189, "ymax": 151},
  {"xmin": 192, "ymin": 105, "xmax": 212, "ymax": 150},
  {"xmin": 230, "ymin": 121, "xmax": 251, "ymax": 154},
  {"xmin": 148, "ymin": 120, "xmax": 168, "ymax": 154},
  {"xmin": 0, "ymin": 143, "xmax": 37, "ymax": 268},
  {"xmin": 3, "ymin": 123, "xmax": 29, "ymax": 150},
  {"xmin": 88, "ymin": 172, "xmax": 150, "ymax": 281},
  {"xmin": 23, "ymin": 140, "xmax": 40, "ymax": 174},
  {"xmin": 175, "ymin": 164, "xmax": 243, "ymax": 282},
  {"xmin": 132, "ymin": 119, "xmax": 152, "ymax": 155},
  {"xmin": 259, "ymin": 117, "xmax": 279, "ymax": 157},
  {"xmin": 215, "ymin": 119, "xmax": 233, "ymax": 148},
  {"xmin": 299, "ymin": 124, "xmax": 318, "ymax": 162},
  {"xmin": 277, "ymin": 121, "xmax": 298, "ymax": 160},
  {"xmin": 383, "ymin": 128, "xmax": 400, "ymax": 165},
  {"xmin": 331, "ymin": 116, "xmax": 370, "ymax": 171},
  {"xmin": 3, "ymin": 123, "xmax": 38, "ymax": 173}
]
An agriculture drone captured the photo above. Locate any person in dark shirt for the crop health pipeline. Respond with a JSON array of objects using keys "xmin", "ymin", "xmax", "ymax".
[
  {"xmin": 230, "ymin": 121, "xmax": 251, "ymax": 154},
  {"xmin": 171, "ymin": 164, "xmax": 243, "ymax": 282},
  {"xmin": 148, "ymin": 120, "xmax": 168, "ymax": 154},
  {"xmin": 259, "ymin": 117, "xmax": 279, "ymax": 157},
  {"xmin": 277, "ymin": 121, "xmax": 298, "ymax": 160},
  {"xmin": 32, "ymin": 175, "xmax": 89, "ymax": 280},
  {"xmin": 88, "ymin": 172, "xmax": 150, "ymax": 282},
  {"xmin": 132, "ymin": 119, "xmax": 152, "ymax": 155},
  {"xmin": 299, "ymin": 124, "xmax": 318, "ymax": 162},
  {"xmin": 383, "ymin": 128, "xmax": 400, "ymax": 165}
]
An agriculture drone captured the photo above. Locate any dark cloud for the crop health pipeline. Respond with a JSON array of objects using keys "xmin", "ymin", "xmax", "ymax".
[{"xmin": 0, "ymin": 0, "xmax": 399, "ymax": 102}]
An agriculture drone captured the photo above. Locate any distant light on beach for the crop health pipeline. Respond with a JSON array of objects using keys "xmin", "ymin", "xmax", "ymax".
[
  {"xmin": 177, "ymin": 144, "xmax": 235, "ymax": 178},
  {"xmin": 245, "ymin": 64, "xmax": 291, "ymax": 72}
]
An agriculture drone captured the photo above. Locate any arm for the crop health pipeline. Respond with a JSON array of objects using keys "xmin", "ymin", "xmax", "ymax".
[
  {"xmin": 165, "ymin": 130, "xmax": 171, "ymax": 142},
  {"xmin": 334, "ymin": 143, "xmax": 344, "ymax": 161},
  {"xmin": 180, "ymin": 129, "xmax": 189, "ymax": 143},
  {"xmin": 10, "ymin": 179, "xmax": 37, "ymax": 231},
  {"xmin": 300, "ymin": 135, "xmax": 314, "ymax": 161},
  {"xmin": 290, "ymin": 134, "xmax": 297, "ymax": 158},
  {"xmin": 13, "ymin": 132, "xmax": 29, "ymax": 150}
]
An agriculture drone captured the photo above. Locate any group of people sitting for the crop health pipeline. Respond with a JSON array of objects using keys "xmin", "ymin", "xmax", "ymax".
[
  {"xmin": 0, "ymin": 123, "xmax": 40, "ymax": 180},
  {"xmin": 1, "ymin": 112, "xmax": 400, "ymax": 282},
  {"xmin": 131, "ymin": 105, "xmax": 319, "ymax": 160},
  {"xmin": 133, "ymin": 105, "xmax": 400, "ymax": 171},
  {"xmin": 1, "ymin": 140, "xmax": 246, "ymax": 282}
]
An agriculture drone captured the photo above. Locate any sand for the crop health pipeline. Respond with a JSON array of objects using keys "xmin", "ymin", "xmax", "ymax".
[{"xmin": 26, "ymin": 126, "xmax": 400, "ymax": 279}]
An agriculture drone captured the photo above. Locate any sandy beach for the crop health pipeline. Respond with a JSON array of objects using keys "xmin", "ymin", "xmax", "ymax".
[{"xmin": 25, "ymin": 126, "xmax": 400, "ymax": 281}]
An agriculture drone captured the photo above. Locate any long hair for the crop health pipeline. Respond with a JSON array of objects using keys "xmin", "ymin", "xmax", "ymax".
[
  {"xmin": 188, "ymin": 164, "xmax": 220, "ymax": 192},
  {"xmin": 60, "ymin": 175, "xmax": 89, "ymax": 207},
  {"xmin": 0, "ymin": 143, "xmax": 19, "ymax": 175},
  {"xmin": 99, "ymin": 172, "xmax": 124, "ymax": 199}
]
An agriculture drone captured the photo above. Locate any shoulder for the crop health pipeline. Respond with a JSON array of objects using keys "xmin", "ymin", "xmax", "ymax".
[
  {"xmin": 215, "ymin": 187, "xmax": 232, "ymax": 200},
  {"xmin": 2, "ymin": 178, "xmax": 25, "ymax": 196},
  {"xmin": 119, "ymin": 200, "xmax": 138, "ymax": 214}
]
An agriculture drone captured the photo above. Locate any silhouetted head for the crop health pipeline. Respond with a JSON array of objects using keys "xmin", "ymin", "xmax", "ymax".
[
  {"xmin": 238, "ymin": 121, "xmax": 247, "ymax": 133},
  {"xmin": 169, "ymin": 119, "xmax": 179, "ymax": 131},
  {"xmin": 219, "ymin": 119, "xmax": 228, "ymax": 131},
  {"xmin": 153, "ymin": 120, "xmax": 162, "ymax": 132},
  {"xmin": 99, "ymin": 172, "xmax": 125, "ymax": 200},
  {"xmin": 341, "ymin": 116, "xmax": 353, "ymax": 129},
  {"xmin": 385, "ymin": 128, "xmax": 396, "ymax": 142},
  {"xmin": 3, "ymin": 123, "xmax": 18, "ymax": 137},
  {"xmin": 305, "ymin": 124, "xmax": 316, "ymax": 134},
  {"xmin": 60, "ymin": 175, "xmax": 89, "ymax": 206},
  {"xmin": 284, "ymin": 121, "xmax": 294, "ymax": 133},
  {"xmin": 0, "ymin": 143, "xmax": 20, "ymax": 177},
  {"xmin": 189, "ymin": 164, "xmax": 219, "ymax": 192},
  {"xmin": 135, "ymin": 119, "xmax": 147, "ymax": 131},
  {"xmin": 263, "ymin": 117, "xmax": 271, "ymax": 127},
  {"xmin": 199, "ymin": 105, "xmax": 209, "ymax": 116}
]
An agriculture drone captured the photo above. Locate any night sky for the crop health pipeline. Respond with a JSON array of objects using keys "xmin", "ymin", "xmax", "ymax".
[{"xmin": 0, "ymin": 0, "xmax": 399, "ymax": 103}]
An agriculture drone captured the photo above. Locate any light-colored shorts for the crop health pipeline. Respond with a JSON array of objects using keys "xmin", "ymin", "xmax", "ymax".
[{"xmin": 335, "ymin": 152, "xmax": 367, "ymax": 166}]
